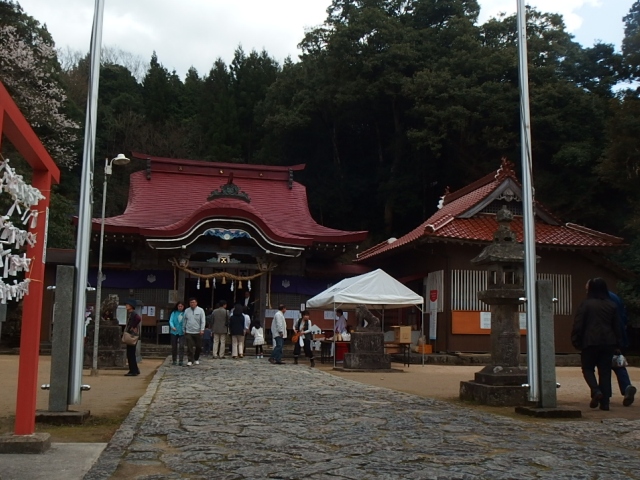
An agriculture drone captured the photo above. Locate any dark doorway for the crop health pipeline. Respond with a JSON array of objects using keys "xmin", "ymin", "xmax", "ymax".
[{"xmin": 184, "ymin": 278, "xmax": 234, "ymax": 311}]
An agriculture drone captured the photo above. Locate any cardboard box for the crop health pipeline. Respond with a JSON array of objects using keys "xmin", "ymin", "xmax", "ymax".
[{"xmin": 391, "ymin": 326, "xmax": 411, "ymax": 344}]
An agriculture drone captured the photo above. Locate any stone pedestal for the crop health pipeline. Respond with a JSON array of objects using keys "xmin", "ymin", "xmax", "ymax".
[
  {"xmin": 460, "ymin": 364, "xmax": 530, "ymax": 406},
  {"xmin": 344, "ymin": 332, "xmax": 391, "ymax": 370},
  {"xmin": 84, "ymin": 324, "xmax": 126, "ymax": 368},
  {"xmin": 0, "ymin": 433, "xmax": 50, "ymax": 454}
]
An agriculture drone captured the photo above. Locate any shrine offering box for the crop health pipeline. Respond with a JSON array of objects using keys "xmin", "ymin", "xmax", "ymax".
[{"xmin": 392, "ymin": 326, "xmax": 411, "ymax": 343}]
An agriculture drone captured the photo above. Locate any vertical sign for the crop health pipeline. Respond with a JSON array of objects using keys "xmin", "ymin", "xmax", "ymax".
[{"xmin": 429, "ymin": 290, "xmax": 438, "ymax": 341}]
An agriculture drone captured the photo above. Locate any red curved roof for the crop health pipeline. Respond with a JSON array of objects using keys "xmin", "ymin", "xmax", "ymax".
[
  {"xmin": 95, "ymin": 154, "xmax": 367, "ymax": 246},
  {"xmin": 357, "ymin": 160, "xmax": 623, "ymax": 261}
]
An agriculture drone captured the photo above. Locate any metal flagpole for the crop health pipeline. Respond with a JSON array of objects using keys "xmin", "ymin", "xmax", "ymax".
[
  {"xmin": 69, "ymin": 0, "xmax": 105, "ymax": 404},
  {"xmin": 517, "ymin": 0, "xmax": 539, "ymax": 402}
]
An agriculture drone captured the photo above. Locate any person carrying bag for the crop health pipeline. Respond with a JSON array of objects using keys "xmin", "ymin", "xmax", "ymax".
[{"xmin": 123, "ymin": 299, "xmax": 141, "ymax": 376}]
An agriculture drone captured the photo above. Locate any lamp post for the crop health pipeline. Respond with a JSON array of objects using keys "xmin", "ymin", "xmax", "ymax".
[{"xmin": 91, "ymin": 153, "xmax": 130, "ymax": 376}]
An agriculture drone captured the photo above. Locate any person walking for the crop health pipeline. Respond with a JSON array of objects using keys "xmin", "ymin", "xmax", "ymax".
[
  {"xmin": 293, "ymin": 310, "xmax": 315, "ymax": 367},
  {"xmin": 571, "ymin": 278, "xmax": 622, "ymax": 411},
  {"xmin": 269, "ymin": 304, "xmax": 287, "ymax": 365},
  {"xmin": 608, "ymin": 291, "xmax": 637, "ymax": 406},
  {"xmin": 251, "ymin": 320, "xmax": 265, "ymax": 358},
  {"xmin": 183, "ymin": 297, "xmax": 206, "ymax": 366},
  {"xmin": 229, "ymin": 304, "xmax": 246, "ymax": 359},
  {"xmin": 124, "ymin": 299, "xmax": 141, "ymax": 376},
  {"xmin": 169, "ymin": 301, "xmax": 186, "ymax": 366},
  {"xmin": 212, "ymin": 300, "xmax": 230, "ymax": 359}
]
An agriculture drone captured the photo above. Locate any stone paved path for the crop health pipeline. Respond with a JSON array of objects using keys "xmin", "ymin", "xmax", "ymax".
[{"xmin": 85, "ymin": 358, "xmax": 640, "ymax": 479}]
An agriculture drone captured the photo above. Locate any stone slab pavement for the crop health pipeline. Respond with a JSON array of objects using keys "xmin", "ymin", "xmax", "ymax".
[
  {"xmin": 0, "ymin": 443, "xmax": 106, "ymax": 480},
  {"xmin": 83, "ymin": 357, "xmax": 640, "ymax": 480}
]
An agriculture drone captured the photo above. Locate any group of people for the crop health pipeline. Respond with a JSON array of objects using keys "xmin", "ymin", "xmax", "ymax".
[
  {"xmin": 572, "ymin": 278, "xmax": 636, "ymax": 410},
  {"xmin": 267, "ymin": 304, "xmax": 317, "ymax": 366},
  {"xmin": 164, "ymin": 299, "xmax": 322, "ymax": 368},
  {"xmin": 167, "ymin": 294, "xmax": 264, "ymax": 366}
]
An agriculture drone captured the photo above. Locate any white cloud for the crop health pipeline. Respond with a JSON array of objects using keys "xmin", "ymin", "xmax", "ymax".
[
  {"xmin": 477, "ymin": 0, "xmax": 602, "ymax": 31},
  {"xmin": 16, "ymin": 0, "xmax": 622, "ymax": 78}
]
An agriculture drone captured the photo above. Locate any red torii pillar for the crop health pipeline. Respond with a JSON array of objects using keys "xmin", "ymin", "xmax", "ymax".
[{"xmin": 0, "ymin": 81, "xmax": 61, "ymax": 435}]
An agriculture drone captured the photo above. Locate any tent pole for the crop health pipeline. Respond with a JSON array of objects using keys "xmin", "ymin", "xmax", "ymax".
[{"xmin": 422, "ymin": 302, "xmax": 425, "ymax": 367}]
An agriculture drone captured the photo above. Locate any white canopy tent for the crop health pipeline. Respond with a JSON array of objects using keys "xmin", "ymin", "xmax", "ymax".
[
  {"xmin": 306, "ymin": 269, "xmax": 425, "ymax": 366},
  {"xmin": 306, "ymin": 268, "xmax": 424, "ymax": 309}
]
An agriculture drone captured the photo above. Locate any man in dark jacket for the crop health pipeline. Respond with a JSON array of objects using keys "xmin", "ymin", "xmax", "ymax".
[{"xmin": 571, "ymin": 278, "xmax": 623, "ymax": 411}]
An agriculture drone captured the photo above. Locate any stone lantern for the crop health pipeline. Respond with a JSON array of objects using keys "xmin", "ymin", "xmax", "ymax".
[{"xmin": 459, "ymin": 205, "xmax": 533, "ymax": 406}]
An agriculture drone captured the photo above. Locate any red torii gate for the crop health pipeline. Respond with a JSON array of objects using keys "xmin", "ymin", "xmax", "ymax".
[{"xmin": 0, "ymin": 81, "xmax": 61, "ymax": 435}]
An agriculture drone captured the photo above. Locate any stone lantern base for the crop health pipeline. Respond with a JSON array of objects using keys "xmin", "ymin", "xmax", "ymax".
[
  {"xmin": 83, "ymin": 324, "xmax": 126, "ymax": 368},
  {"xmin": 459, "ymin": 365, "xmax": 531, "ymax": 406},
  {"xmin": 343, "ymin": 332, "xmax": 391, "ymax": 370}
]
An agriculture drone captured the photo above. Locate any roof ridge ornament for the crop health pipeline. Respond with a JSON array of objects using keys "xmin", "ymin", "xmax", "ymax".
[
  {"xmin": 437, "ymin": 186, "xmax": 450, "ymax": 209},
  {"xmin": 207, "ymin": 172, "xmax": 251, "ymax": 203},
  {"xmin": 495, "ymin": 156, "xmax": 515, "ymax": 180}
]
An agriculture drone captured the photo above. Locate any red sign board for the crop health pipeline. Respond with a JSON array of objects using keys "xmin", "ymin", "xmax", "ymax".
[{"xmin": 430, "ymin": 290, "xmax": 438, "ymax": 302}]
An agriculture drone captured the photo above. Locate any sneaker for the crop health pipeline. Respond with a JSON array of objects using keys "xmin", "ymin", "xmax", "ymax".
[
  {"xmin": 195, "ymin": 360, "xmax": 200, "ymax": 365},
  {"xmin": 590, "ymin": 389, "xmax": 603, "ymax": 408},
  {"xmin": 187, "ymin": 361, "xmax": 192, "ymax": 366},
  {"xmin": 623, "ymin": 385, "xmax": 637, "ymax": 406},
  {"xmin": 268, "ymin": 358, "xmax": 275, "ymax": 364}
]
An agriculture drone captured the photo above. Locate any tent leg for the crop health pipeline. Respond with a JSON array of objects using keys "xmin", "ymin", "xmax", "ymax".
[{"xmin": 333, "ymin": 302, "xmax": 336, "ymax": 369}]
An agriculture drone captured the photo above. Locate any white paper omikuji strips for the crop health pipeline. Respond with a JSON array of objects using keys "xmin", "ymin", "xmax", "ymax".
[
  {"xmin": 0, "ymin": 278, "xmax": 31, "ymax": 304},
  {"xmin": 0, "ymin": 159, "xmax": 45, "ymax": 210},
  {"xmin": 0, "ymin": 158, "xmax": 42, "ymax": 303}
]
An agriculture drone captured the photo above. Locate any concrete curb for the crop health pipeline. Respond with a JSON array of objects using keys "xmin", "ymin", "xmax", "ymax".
[{"xmin": 82, "ymin": 358, "xmax": 169, "ymax": 480}]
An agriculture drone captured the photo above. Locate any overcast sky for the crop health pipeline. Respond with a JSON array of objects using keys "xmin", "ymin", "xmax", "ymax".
[{"xmin": 16, "ymin": 0, "xmax": 635, "ymax": 78}]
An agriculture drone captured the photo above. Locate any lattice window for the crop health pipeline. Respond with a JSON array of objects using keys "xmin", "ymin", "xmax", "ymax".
[
  {"xmin": 451, "ymin": 270, "xmax": 488, "ymax": 311},
  {"xmin": 479, "ymin": 200, "xmax": 523, "ymax": 216},
  {"xmin": 451, "ymin": 270, "xmax": 572, "ymax": 315}
]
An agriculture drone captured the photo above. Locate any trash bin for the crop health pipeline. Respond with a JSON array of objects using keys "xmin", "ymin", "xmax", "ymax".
[{"xmin": 335, "ymin": 341, "xmax": 349, "ymax": 362}]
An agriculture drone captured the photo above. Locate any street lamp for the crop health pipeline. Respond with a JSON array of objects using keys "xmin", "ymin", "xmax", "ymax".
[{"xmin": 91, "ymin": 153, "xmax": 130, "ymax": 376}]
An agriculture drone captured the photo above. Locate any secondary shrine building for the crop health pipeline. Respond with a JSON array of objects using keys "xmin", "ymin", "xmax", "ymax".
[
  {"xmin": 41, "ymin": 154, "xmax": 367, "ymax": 342},
  {"xmin": 356, "ymin": 159, "xmax": 629, "ymax": 354}
]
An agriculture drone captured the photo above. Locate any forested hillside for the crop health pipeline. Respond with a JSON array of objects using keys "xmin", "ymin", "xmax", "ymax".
[{"xmin": 2, "ymin": 0, "xmax": 640, "ymax": 305}]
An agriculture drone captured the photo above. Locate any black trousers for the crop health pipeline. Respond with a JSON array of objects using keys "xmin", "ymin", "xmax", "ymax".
[
  {"xmin": 126, "ymin": 343, "xmax": 140, "ymax": 374},
  {"xmin": 171, "ymin": 334, "xmax": 184, "ymax": 362},
  {"xmin": 185, "ymin": 333, "xmax": 202, "ymax": 363},
  {"xmin": 293, "ymin": 338, "xmax": 314, "ymax": 359},
  {"xmin": 581, "ymin": 345, "xmax": 615, "ymax": 402}
]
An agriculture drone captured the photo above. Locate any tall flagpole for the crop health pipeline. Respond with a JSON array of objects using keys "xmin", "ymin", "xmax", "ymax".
[
  {"xmin": 69, "ymin": 0, "xmax": 105, "ymax": 404},
  {"xmin": 516, "ymin": 0, "xmax": 539, "ymax": 402}
]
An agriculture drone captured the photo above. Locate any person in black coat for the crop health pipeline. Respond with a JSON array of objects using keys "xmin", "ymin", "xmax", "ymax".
[
  {"xmin": 229, "ymin": 304, "xmax": 246, "ymax": 358},
  {"xmin": 571, "ymin": 278, "xmax": 622, "ymax": 411}
]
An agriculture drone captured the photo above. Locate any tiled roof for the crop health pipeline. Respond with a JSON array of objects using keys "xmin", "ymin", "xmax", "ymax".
[
  {"xmin": 95, "ymin": 154, "xmax": 367, "ymax": 246},
  {"xmin": 357, "ymin": 160, "xmax": 623, "ymax": 261}
]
